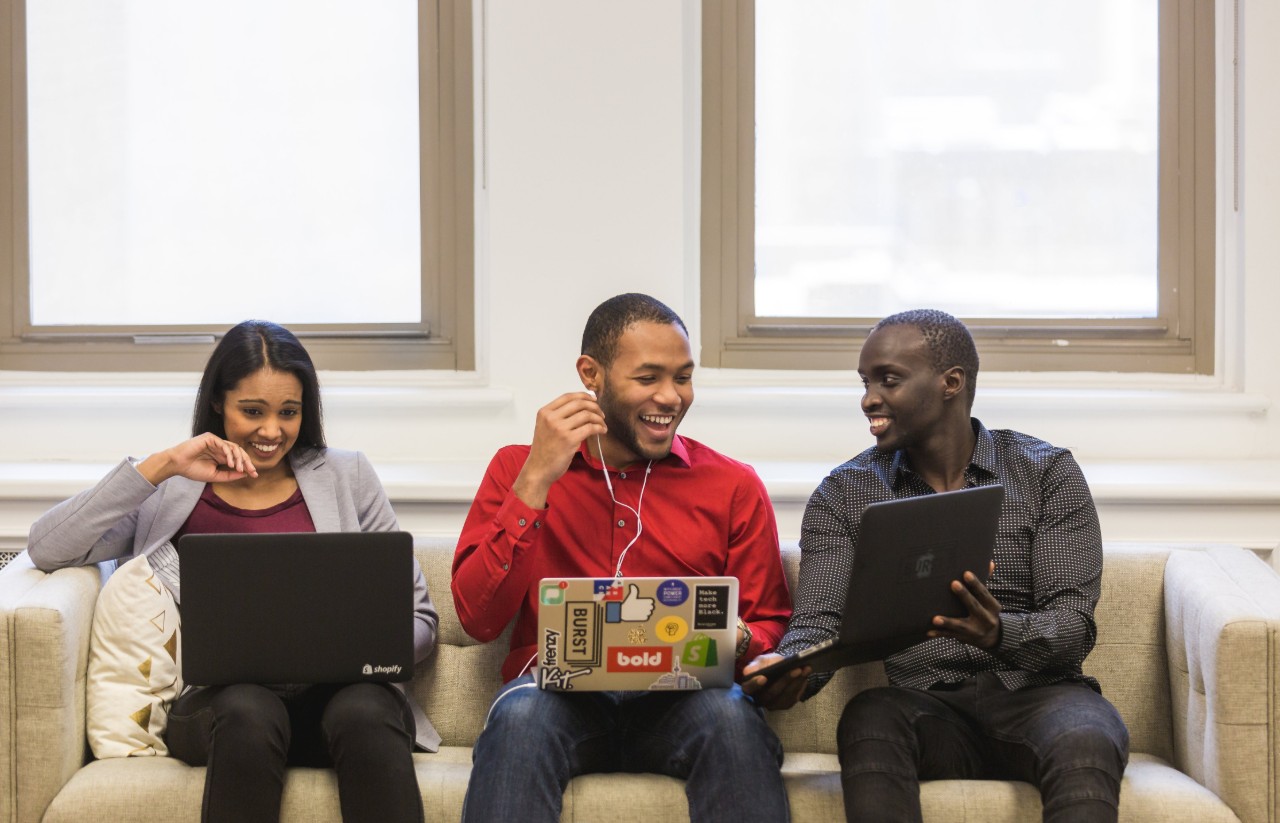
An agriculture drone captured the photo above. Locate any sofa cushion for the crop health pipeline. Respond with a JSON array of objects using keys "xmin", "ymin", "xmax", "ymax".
[{"xmin": 86, "ymin": 553, "xmax": 182, "ymax": 758}]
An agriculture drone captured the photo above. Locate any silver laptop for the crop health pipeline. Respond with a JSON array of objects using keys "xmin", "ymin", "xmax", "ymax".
[
  {"xmin": 536, "ymin": 576, "xmax": 739, "ymax": 691},
  {"xmin": 177, "ymin": 531, "xmax": 415, "ymax": 685}
]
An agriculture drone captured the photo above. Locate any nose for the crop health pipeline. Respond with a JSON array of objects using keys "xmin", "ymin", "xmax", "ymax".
[
  {"xmin": 861, "ymin": 387, "xmax": 880, "ymax": 413},
  {"xmin": 654, "ymin": 379, "xmax": 682, "ymax": 409},
  {"xmin": 258, "ymin": 415, "xmax": 282, "ymax": 438}
]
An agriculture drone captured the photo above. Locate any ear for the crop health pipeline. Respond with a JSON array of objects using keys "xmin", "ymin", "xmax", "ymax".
[
  {"xmin": 940, "ymin": 366, "xmax": 967, "ymax": 403},
  {"xmin": 576, "ymin": 355, "xmax": 602, "ymax": 393},
  {"xmin": 212, "ymin": 399, "xmax": 224, "ymax": 416}
]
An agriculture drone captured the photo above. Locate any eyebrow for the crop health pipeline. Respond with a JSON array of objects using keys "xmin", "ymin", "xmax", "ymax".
[
  {"xmin": 236, "ymin": 398, "xmax": 303, "ymax": 405},
  {"xmin": 633, "ymin": 361, "xmax": 695, "ymax": 373}
]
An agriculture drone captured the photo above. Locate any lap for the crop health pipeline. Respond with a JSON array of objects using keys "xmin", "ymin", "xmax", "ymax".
[
  {"xmin": 840, "ymin": 676, "xmax": 1128, "ymax": 781},
  {"xmin": 481, "ymin": 677, "xmax": 776, "ymax": 776}
]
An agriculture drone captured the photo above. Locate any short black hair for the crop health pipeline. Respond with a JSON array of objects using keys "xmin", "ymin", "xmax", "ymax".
[
  {"xmin": 580, "ymin": 293, "xmax": 688, "ymax": 368},
  {"xmin": 872, "ymin": 309, "xmax": 979, "ymax": 406},
  {"xmin": 192, "ymin": 320, "xmax": 326, "ymax": 449}
]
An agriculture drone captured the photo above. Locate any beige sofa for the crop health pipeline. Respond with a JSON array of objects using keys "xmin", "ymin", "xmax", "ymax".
[{"xmin": 3, "ymin": 539, "xmax": 1280, "ymax": 822}]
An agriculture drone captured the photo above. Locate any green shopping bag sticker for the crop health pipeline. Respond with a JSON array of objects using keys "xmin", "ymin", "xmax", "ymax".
[{"xmin": 681, "ymin": 633, "xmax": 718, "ymax": 667}]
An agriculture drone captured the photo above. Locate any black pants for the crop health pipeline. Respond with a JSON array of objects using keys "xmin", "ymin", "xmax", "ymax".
[
  {"xmin": 166, "ymin": 682, "xmax": 423, "ymax": 823},
  {"xmin": 838, "ymin": 674, "xmax": 1130, "ymax": 823}
]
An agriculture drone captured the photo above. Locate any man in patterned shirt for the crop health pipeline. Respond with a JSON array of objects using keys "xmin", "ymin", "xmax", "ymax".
[{"xmin": 744, "ymin": 309, "xmax": 1130, "ymax": 823}]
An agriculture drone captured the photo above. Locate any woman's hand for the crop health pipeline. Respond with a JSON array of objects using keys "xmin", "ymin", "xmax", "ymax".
[{"xmin": 136, "ymin": 433, "xmax": 259, "ymax": 486}]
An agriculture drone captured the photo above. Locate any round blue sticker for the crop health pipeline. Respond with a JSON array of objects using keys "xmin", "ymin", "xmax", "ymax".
[{"xmin": 657, "ymin": 579, "xmax": 689, "ymax": 607}]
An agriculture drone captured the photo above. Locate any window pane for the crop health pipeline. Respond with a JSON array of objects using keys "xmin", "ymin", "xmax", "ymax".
[
  {"xmin": 755, "ymin": 0, "xmax": 1158, "ymax": 319},
  {"xmin": 27, "ymin": 1, "xmax": 421, "ymax": 327}
]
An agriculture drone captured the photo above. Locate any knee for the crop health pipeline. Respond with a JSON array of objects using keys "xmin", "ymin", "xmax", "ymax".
[
  {"xmin": 482, "ymin": 683, "xmax": 558, "ymax": 736},
  {"xmin": 838, "ymin": 688, "xmax": 912, "ymax": 743},
  {"xmin": 687, "ymin": 688, "xmax": 780, "ymax": 761},
  {"xmin": 322, "ymin": 684, "xmax": 406, "ymax": 742},
  {"xmin": 210, "ymin": 685, "xmax": 289, "ymax": 746},
  {"xmin": 1040, "ymin": 724, "xmax": 1128, "ymax": 779}
]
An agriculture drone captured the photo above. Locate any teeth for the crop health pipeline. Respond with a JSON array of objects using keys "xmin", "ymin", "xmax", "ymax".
[
  {"xmin": 641, "ymin": 415, "xmax": 674, "ymax": 425},
  {"xmin": 252, "ymin": 443, "xmax": 279, "ymax": 453},
  {"xmin": 868, "ymin": 418, "xmax": 889, "ymax": 433}
]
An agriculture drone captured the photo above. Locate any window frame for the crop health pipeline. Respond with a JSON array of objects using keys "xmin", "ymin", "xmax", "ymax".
[
  {"xmin": 700, "ymin": 0, "xmax": 1215, "ymax": 374},
  {"xmin": 0, "ymin": 0, "xmax": 474, "ymax": 372}
]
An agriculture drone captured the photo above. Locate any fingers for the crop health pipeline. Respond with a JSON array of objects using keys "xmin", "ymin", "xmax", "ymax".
[
  {"xmin": 743, "ymin": 666, "xmax": 810, "ymax": 709},
  {"xmin": 514, "ymin": 392, "xmax": 608, "ymax": 508},
  {"xmin": 170, "ymin": 433, "xmax": 256, "ymax": 483},
  {"xmin": 926, "ymin": 570, "xmax": 1002, "ymax": 649}
]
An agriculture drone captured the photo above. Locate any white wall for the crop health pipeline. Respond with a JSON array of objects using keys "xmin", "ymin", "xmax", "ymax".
[{"xmin": 2, "ymin": 1, "xmax": 1278, "ymax": 561}]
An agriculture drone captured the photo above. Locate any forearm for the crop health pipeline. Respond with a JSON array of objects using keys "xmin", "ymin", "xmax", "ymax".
[
  {"xmin": 994, "ymin": 452, "xmax": 1102, "ymax": 672},
  {"xmin": 994, "ymin": 602, "xmax": 1097, "ymax": 672},
  {"xmin": 411, "ymin": 559, "xmax": 439, "ymax": 662},
  {"xmin": 727, "ymin": 474, "xmax": 792, "ymax": 660},
  {"xmin": 27, "ymin": 459, "xmax": 152, "ymax": 570},
  {"xmin": 451, "ymin": 485, "xmax": 546, "ymax": 641}
]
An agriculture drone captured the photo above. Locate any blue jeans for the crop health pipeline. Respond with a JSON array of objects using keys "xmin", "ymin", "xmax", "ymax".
[
  {"xmin": 462, "ymin": 675, "xmax": 789, "ymax": 823},
  {"xmin": 838, "ymin": 674, "xmax": 1129, "ymax": 823}
]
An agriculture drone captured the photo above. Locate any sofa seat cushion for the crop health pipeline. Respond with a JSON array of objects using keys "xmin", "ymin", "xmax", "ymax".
[
  {"xmin": 45, "ymin": 749, "xmax": 1239, "ymax": 823},
  {"xmin": 778, "ymin": 752, "xmax": 1240, "ymax": 823},
  {"xmin": 42, "ymin": 747, "xmax": 477, "ymax": 823}
]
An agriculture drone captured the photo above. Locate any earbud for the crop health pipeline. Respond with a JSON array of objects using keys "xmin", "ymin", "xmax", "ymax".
[{"xmin": 586, "ymin": 388, "xmax": 597, "ymax": 400}]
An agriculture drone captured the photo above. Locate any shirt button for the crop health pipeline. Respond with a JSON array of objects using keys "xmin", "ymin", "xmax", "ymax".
[
  {"xmin": 617, "ymin": 519, "xmax": 626, "ymax": 527},
  {"xmin": 502, "ymin": 563, "xmax": 509, "ymax": 571},
  {"xmin": 620, "ymin": 472, "xmax": 627, "ymax": 479},
  {"xmin": 534, "ymin": 521, "xmax": 541, "ymax": 529},
  {"xmin": 518, "ymin": 518, "xmax": 527, "ymax": 527}
]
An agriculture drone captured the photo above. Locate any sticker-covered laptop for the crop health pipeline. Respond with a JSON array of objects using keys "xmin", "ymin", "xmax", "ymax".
[{"xmin": 536, "ymin": 576, "xmax": 739, "ymax": 691}]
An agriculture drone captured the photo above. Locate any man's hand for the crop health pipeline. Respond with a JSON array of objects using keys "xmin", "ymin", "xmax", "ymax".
[
  {"xmin": 512, "ymin": 392, "xmax": 606, "ymax": 508},
  {"xmin": 740, "ymin": 653, "xmax": 810, "ymax": 710},
  {"xmin": 927, "ymin": 566, "xmax": 1002, "ymax": 649}
]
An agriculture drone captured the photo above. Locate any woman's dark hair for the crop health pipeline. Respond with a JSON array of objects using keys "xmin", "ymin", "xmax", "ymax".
[{"xmin": 192, "ymin": 320, "xmax": 325, "ymax": 449}]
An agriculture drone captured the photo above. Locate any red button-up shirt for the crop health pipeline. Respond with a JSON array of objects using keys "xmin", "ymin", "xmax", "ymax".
[{"xmin": 453, "ymin": 436, "xmax": 793, "ymax": 682}]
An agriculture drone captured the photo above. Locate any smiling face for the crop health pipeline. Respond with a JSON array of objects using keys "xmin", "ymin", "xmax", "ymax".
[
  {"xmin": 213, "ymin": 367, "xmax": 304, "ymax": 478},
  {"xmin": 857, "ymin": 324, "xmax": 956, "ymax": 454},
  {"xmin": 589, "ymin": 321, "xmax": 694, "ymax": 467}
]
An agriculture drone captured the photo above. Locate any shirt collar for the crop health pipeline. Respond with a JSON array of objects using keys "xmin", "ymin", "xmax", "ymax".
[
  {"xmin": 575, "ymin": 434, "xmax": 691, "ymax": 471},
  {"xmin": 887, "ymin": 417, "xmax": 997, "ymax": 486}
]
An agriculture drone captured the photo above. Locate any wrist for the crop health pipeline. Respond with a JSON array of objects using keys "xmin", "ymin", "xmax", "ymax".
[
  {"xmin": 135, "ymin": 452, "xmax": 175, "ymax": 486},
  {"xmin": 735, "ymin": 617, "xmax": 753, "ymax": 658},
  {"xmin": 511, "ymin": 469, "xmax": 553, "ymax": 510}
]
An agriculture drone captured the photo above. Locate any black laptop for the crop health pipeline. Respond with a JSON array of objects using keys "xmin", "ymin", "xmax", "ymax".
[
  {"xmin": 177, "ymin": 531, "xmax": 415, "ymax": 685},
  {"xmin": 750, "ymin": 484, "xmax": 1005, "ymax": 682}
]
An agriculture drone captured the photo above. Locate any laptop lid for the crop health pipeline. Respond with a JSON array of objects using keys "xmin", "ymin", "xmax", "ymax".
[
  {"xmin": 536, "ymin": 576, "xmax": 739, "ymax": 691},
  {"xmin": 751, "ymin": 485, "xmax": 1004, "ymax": 681},
  {"xmin": 177, "ymin": 531, "xmax": 415, "ymax": 686}
]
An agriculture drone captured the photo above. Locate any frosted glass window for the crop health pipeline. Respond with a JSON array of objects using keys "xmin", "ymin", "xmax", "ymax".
[
  {"xmin": 755, "ymin": 1, "xmax": 1158, "ymax": 320},
  {"xmin": 26, "ymin": 1, "xmax": 422, "ymax": 327}
]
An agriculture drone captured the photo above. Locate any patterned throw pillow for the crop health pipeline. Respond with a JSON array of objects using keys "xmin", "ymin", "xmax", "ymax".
[{"xmin": 86, "ymin": 553, "xmax": 183, "ymax": 758}]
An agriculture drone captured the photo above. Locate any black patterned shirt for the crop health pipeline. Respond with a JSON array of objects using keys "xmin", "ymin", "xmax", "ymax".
[{"xmin": 778, "ymin": 418, "xmax": 1103, "ymax": 696}]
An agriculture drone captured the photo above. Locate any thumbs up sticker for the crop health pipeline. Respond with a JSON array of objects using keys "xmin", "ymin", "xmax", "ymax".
[
  {"xmin": 606, "ymin": 584, "xmax": 657, "ymax": 623},
  {"xmin": 620, "ymin": 584, "xmax": 655, "ymax": 621}
]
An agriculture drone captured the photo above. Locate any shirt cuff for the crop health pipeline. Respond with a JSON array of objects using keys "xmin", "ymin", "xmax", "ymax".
[
  {"xmin": 494, "ymin": 491, "xmax": 545, "ymax": 537},
  {"xmin": 992, "ymin": 612, "xmax": 1027, "ymax": 659}
]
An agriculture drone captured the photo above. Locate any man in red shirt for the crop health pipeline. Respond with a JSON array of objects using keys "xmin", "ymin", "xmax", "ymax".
[{"xmin": 453, "ymin": 293, "xmax": 793, "ymax": 823}]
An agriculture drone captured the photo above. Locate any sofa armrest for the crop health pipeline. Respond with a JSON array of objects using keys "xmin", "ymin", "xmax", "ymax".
[
  {"xmin": 0, "ymin": 553, "xmax": 101, "ymax": 823},
  {"xmin": 1164, "ymin": 546, "xmax": 1280, "ymax": 823}
]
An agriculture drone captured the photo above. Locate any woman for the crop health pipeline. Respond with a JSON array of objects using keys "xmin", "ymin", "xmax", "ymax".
[{"xmin": 28, "ymin": 320, "xmax": 436, "ymax": 823}]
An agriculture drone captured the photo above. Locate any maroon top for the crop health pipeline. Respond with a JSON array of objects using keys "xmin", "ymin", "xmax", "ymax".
[{"xmin": 176, "ymin": 483, "xmax": 317, "ymax": 539}]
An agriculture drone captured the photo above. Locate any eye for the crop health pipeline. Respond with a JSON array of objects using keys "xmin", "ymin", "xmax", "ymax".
[
  {"xmin": 280, "ymin": 408, "xmax": 300, "ymax": 418},
  {"xmin": 675, "ymin": 374, "xmax": 692, "ymax": 385},
  {"xmin": 241, "ymin": 407, "xmax": 262, "ymax": 417},
  {"xmin": 635, "ymin": 375, "xmax": 657, "ymax": 385}
]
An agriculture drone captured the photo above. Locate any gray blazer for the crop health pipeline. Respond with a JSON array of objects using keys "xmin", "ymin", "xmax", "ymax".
[{"xmin": 27, "ymin": 447, "xmax": 441, "ymax": 751}]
